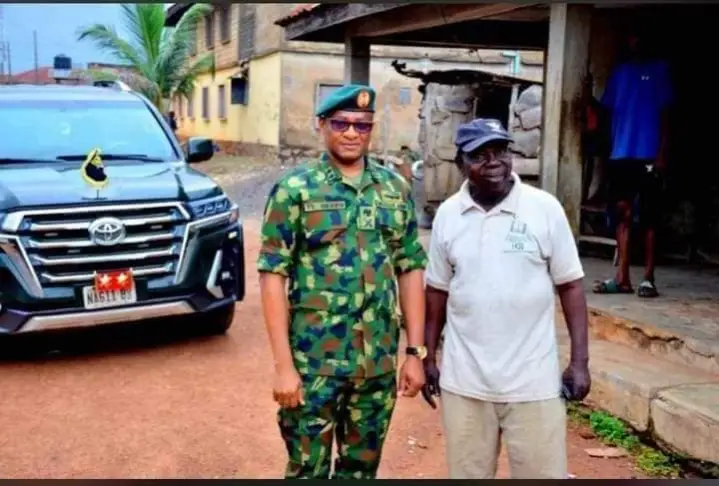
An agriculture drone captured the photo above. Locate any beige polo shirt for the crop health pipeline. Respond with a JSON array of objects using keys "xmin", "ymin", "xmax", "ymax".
[{"xmin": 425, "ymin": 173, "xmax": 584, "ymax": 403}]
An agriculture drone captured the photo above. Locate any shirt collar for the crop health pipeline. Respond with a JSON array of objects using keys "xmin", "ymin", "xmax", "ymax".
[
  {"xmin": 459, "ymin": 172, "xmax": 522, "ymax": 215},
  {"xmin": 319, "ymin": 152, "xmax": 381, "ymax": 186}
]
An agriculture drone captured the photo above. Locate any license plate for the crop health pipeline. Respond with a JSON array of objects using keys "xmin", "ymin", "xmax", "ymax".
[{"xmin": 83, "ymin": 269, "xmax": 137, "ymax": 310}]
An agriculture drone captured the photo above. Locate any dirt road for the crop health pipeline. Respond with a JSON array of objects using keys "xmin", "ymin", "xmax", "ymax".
[{"xmin": 0, "ymin": 215, "xmax": 645, "ymax": 478}]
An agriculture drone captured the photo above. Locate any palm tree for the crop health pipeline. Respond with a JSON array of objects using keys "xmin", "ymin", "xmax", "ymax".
[{"xmin": 77, "ymin": 3, "xmax": 215, "ymax": 111}]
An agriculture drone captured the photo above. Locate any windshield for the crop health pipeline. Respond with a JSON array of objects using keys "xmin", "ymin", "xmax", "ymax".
[{"xmin": 0, "ymin": 99, "xmax": 178, "ymax": 162}]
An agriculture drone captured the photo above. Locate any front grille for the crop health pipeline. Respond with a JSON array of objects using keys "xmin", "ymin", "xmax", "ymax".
[{"xmin": 16, "ymin": 203, "xmax": 190, "ymax": 287}]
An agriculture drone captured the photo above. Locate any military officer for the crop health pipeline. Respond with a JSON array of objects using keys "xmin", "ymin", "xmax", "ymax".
[{"xmin": 257, "ymin": 84, "xmax": 429, "ymax": 479}]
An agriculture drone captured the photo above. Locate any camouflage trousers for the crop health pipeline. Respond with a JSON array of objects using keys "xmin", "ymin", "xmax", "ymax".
[{"xmin": 277, "ymin": 372, "xmax": 397, "ymax": 479}]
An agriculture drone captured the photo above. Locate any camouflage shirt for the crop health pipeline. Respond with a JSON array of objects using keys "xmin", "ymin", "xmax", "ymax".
[{"xmin": 257, "ymin": 153, "xmax": 428, "ymax": 378}]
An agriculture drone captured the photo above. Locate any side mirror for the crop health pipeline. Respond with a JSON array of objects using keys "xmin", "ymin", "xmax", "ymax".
[{"xmin": 185, "ymin": 136, "xmax": 214, "ymax": 163}]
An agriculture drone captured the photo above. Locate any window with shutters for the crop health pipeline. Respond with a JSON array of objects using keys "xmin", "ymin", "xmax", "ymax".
[
  {"xmin": 218, "ymin": 84, "xmax": 227, "ymax": 119},
  {"xmin": 219, "ymin": 6, "xmax": 230, "ymax": 43},
  {"xmin": 187, "ymin": 90, "xmax": 194, "ymax": 118},
  {"xmin": 205, "ymin": 13, "xmax": 214, "ymax": 49},
  {"xmin": 231, "ymin": 78, "xmax": 248, "ymax": 105},
  {"xmin": 238, "ymin": 4, "xmax": 256, "ymax": 61},
  {"xmin": 201, "ymin": 87, "xmax": 209, "ymax": 120},
  {"xmin": 189, "ymin": 26, "xmax": 197, "ymax": 56}
]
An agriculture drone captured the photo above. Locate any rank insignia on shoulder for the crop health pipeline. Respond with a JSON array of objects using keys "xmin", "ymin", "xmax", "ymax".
[{"xmin": 81, "ymin": 147, "xmax": 109, "ymax": 189}]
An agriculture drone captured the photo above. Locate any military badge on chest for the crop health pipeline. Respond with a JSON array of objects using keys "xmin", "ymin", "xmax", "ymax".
[{"xmin": 357, "ymin": 205, "xmax": 376, "ymax": 230}]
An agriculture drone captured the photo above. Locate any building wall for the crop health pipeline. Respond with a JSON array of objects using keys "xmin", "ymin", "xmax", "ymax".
[
  {"xmin": 175, "ymin": 53, "xmax": 281, "ymax": 149},
  {"xmin": 193, "ymin": 4, "xmax": 240, "ymax": 71},
  {"xmin": 174, "ymin": 3, "xmax": 545, "ymax": 163},
  {"xmin": 280, "ymin": 47, "xmax": 543, "ymax": 159},
  {"xmin": 175, "ymin": 4, "xmax": 281, "ymax": 151}
]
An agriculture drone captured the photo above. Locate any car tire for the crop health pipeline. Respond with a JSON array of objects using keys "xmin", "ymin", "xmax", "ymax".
[{"xmin": 202, "ymin": 303, "xmax": 235, "ymax": 335}]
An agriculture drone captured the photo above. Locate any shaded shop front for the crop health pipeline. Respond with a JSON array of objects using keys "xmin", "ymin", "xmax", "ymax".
[{"xmin": 276, "ymin": 3, "xmax": 719, "ymax": 382}]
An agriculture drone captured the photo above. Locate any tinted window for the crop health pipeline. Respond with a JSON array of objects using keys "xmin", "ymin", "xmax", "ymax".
[{"xmin": 0, "ymin": 99, "xmax": 177, "ymax": 161}]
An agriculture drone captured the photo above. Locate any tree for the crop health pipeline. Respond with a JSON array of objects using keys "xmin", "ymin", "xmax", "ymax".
[{"xmin": 77, "ymin": 3, "xmax": 215, "ymax": 112}]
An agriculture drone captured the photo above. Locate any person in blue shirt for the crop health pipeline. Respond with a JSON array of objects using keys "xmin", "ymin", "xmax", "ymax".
[{"xmin": 593, "ymin": 25, "xmax": 672, "ymax": 298}]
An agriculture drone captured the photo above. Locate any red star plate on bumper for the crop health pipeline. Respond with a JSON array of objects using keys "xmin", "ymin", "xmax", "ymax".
[{"xmin": 94, "ymin": 269, "xmax": 135, "ymax": 292}]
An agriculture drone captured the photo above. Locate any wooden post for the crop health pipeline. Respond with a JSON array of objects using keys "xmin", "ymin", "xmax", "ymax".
[
  {"xmin": 343, "ymin": 36, "xmax": 370, "ymax": 85},
  {"xmin": 539, "ymin": 3, "xmax": 592, "ymax": 236}
]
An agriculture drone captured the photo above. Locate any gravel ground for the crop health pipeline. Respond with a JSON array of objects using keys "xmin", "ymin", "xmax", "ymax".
[
  {"xmin": 0, "ymin": 156, "xmax": 646, "ymax": 478},
  {"xmin": 197, "ymin": 155, "xmax": 426, "ymax": 221},
  {"xmin": 0, "ymin": 218, "xmax": 645, "ymax": 479}
]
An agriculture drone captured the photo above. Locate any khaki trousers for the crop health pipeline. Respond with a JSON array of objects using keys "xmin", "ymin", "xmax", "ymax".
[{"xmin": 441, "ymin": 389, "xmax": 567, "ymax": 479}]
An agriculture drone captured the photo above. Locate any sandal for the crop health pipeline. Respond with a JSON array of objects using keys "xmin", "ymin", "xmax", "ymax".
[
  {"xmin": 592, "ymin": 278, "xmax": 634, "ymax": 294},
  {"xmin": 637, "ymin": 280, "xmax": 659, "ymax": 298}
]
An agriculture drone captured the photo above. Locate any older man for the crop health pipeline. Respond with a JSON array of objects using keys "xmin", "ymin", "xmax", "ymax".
[
  {"xmin": 257, "ymin": 84, "xmax": 428, "ymax": 479},
  {"xmin": 421, "ymin": 118, "xmax": 591, "ymax": 479}
]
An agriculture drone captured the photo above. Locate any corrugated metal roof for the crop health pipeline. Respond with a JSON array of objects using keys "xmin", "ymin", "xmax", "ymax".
[{"xmin": 275, "ymin": 3, "xmax": 323, "ymax": 26}]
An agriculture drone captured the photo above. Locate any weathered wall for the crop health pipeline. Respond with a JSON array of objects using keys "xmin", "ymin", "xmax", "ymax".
[
  {"xmin": 193, "ymin": 4, "xmax": 240, "ymax": 71},
  {"xmin": 279, "ymin": 47, "xmax": 544, "ymax": 165},
  {"xmin": 419, "ymin": 83, "xmax": 474, "ymax": 216},
  {"xmin": 175, "ymin": 54, "xmax": 281, "ymax": 148},
  {"xmin": 510, "ymin": 85, "xmax": 543, "ymax": 159}
]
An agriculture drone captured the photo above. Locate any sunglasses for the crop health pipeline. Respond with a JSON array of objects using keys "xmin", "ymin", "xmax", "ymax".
[{"xmin": 328, "ymin": 119, "xmax": 374, "ymax": 134}]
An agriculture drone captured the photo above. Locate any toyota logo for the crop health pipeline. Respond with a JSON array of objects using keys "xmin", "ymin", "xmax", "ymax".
[{"xmin": 88, "ymin": 217, "xmax": 126, "ymax": 246}]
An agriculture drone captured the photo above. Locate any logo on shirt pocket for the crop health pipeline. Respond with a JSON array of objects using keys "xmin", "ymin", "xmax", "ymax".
[{"xmin": 502, "ymin": 219, "xmax": 539, "ymax": 253}]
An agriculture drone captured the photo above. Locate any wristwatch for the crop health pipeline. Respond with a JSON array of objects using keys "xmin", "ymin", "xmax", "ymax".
[{"xmin": 406, "ymin": 345, "xmax": 428, "ymax": 360}]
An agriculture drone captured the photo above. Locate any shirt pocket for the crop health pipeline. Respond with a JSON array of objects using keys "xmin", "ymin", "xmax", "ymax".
[
  {"xmin": 301, "ymin": 200, "xmax": 349, "ymax": 263},
  {"xmin": 499, "ymin": 231, "xmax": 549, "ymax": 277},
  {"xmin": 376, "ymin": 200, "xmax": 408, "ymax": 243}
]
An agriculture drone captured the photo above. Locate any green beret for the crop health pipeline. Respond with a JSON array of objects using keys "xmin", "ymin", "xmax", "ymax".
[{"xmin": 315, "ymin": 84, "xmax": 376, "ymax": 118}]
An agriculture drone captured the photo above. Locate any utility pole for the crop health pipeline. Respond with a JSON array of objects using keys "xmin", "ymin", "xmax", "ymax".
[
  {"xmin": 0, "ymin": 5, "xmax": 5, "ymax": 83},
  {"xmin": 33, "ymin": 30, "xmax": 39, "ymax": 84}
]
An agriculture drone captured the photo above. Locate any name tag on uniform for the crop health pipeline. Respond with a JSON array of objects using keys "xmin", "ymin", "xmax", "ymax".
[{"xmin": 304, "ymin": 201, "xmax": 346, "ymax": 212}]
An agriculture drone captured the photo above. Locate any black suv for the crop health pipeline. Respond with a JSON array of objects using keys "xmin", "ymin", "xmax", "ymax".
[{"xmin": 0, "ymin": 83, "xmax": 244, "ymax": 336}]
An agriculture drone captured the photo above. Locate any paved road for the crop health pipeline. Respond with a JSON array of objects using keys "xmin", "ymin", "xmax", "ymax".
[{"xmin": 0, "ymin": 171, "xmax": 645, "ymax": 479}]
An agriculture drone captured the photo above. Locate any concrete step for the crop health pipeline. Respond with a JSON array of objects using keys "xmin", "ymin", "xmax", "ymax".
[
  {"xmin": 581, "ymin": 257, "xmax": 719, "ymax": 376},
  {"xmin": 557, "ymin": 325, "xmax": 719, "ymax": 465},
  {"xmin": 585, "ymin": 302, "xmax": 719, "ymax": 376}
]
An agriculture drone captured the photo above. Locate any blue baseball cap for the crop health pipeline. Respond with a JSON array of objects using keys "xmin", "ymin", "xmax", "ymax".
[{"xmin": 455, "ymin": 118, "xmax": 513, "ymax": 154}]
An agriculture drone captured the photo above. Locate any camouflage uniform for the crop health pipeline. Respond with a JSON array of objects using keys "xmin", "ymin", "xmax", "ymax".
[{"xmin": 257, "ymin": 85, "xmax": 427, "ymax": 479}]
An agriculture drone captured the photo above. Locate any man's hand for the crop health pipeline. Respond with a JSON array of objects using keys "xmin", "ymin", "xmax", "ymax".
[
  {"xmin": 561, "ymin": 362, "xmax": 591, "ymax": 402},
  {"xmin": 421, "ymin": 360, "xmax": 441, "ymax": 409},
  {"xmin": 398, "ymin": 356, "xmax": 425, "ymax": 397},
  {"xmin": 273, "ymin": 366, "xmax": 305, "ymax": 409}
]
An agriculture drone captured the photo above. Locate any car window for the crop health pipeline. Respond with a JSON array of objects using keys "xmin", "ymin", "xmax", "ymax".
[{"xmin": 0, "ymin": 99, "xmax": 178, "ymax": 161}]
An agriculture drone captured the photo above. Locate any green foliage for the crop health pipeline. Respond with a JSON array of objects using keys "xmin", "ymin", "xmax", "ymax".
[
  {"xmin": 77, "ymin": 4, "xmax": 215, "ymax": 110},
  {"xmin": 567, "ymin": 403, "xmax": 681, "ymax": 478}
]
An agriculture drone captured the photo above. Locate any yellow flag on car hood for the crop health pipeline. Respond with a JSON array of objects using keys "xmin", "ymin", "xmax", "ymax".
[{"xmin": 81, "ymin": 148, "xmax": 109, "ymax": 189}]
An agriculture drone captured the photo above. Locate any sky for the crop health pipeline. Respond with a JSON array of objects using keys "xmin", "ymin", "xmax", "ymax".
[{"xmin": 3, "ymin": 3, "xmax": 138, "ymax": 74}]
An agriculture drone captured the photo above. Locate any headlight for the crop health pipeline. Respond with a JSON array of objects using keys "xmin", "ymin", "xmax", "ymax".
[{"xmin": 188, "ymin": 195, "xmax": 233, "ymax": 220}]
